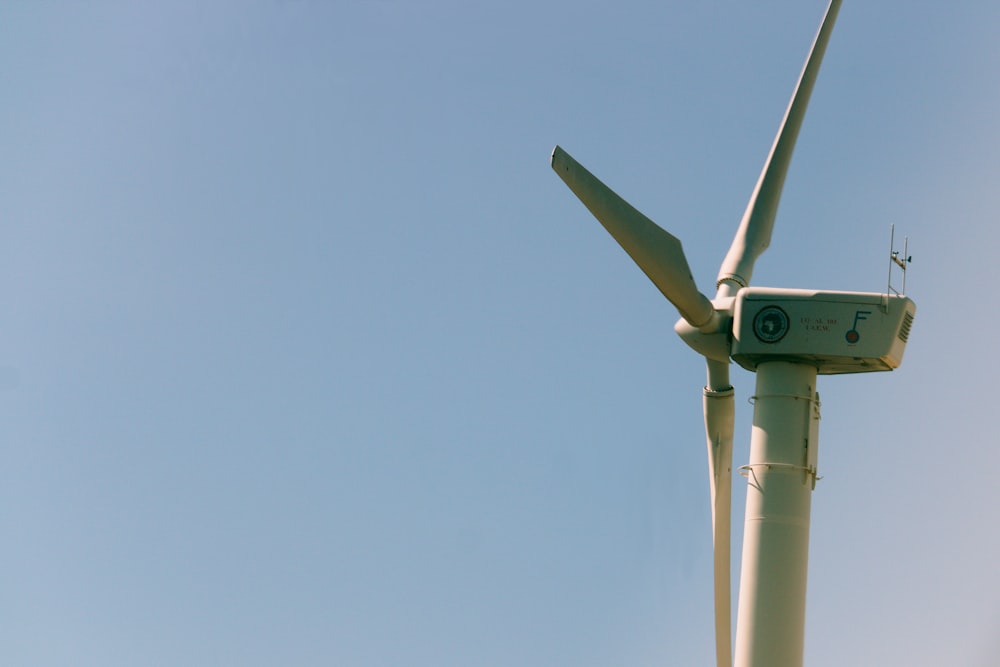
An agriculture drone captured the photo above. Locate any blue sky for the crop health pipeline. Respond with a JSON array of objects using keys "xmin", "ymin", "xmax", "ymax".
[{"xmin": 2, "ymin": 1, "xmax": 999, "ymax": 665}]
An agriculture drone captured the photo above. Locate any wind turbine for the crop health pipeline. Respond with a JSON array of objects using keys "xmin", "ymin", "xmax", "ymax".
[{"xmin": 549, "ymin": 1, "xmax": 915, "ymax": 666}]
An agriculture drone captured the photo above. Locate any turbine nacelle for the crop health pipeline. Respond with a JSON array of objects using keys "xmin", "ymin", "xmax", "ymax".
[
  {"xmin": 674, "ymin": 288, "xmax": 917, "ymax": 374},
  {"xmin": 731, "ymin": 287, "xmax": 915, "ymax": 374}
]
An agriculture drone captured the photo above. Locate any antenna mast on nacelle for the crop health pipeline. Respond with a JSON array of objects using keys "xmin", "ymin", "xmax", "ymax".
[{"xmin": 888, "ymin": 223, "xmax": 912, "ymax": 297}]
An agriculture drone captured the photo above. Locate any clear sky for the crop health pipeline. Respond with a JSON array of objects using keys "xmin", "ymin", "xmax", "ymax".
[{"xmin": 2, "ymin": 1, "xmax": 999, "ymax": 665}]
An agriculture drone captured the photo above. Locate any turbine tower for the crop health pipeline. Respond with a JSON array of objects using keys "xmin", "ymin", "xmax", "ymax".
[{"xmin": 549, "ymin": 1, "xmax": 915, "ymax": 666}]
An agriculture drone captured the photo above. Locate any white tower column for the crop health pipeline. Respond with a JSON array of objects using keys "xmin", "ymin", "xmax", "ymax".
[{"xmin": 734, "ymin": 360, "xmax": 820, "ymax": 667}]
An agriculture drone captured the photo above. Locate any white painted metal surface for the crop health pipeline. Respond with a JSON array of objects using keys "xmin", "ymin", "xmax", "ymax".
[
  {"xmin": 731, "ymin": 288, "xmax": 916, "ymax": 374},
  {"xmin": 549, "ymin": 1, "xmax": 915, "ymax": 666},
  {"xmin": 703, "ymin": 362, "xmax": 734, "ymax": 667},
  {"xmin": 734, "ymin": 361, "xmax": 820, "ymax": 667}
]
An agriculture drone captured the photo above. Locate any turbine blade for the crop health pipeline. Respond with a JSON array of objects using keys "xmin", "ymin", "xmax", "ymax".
[
  {"xmin": 551, "ymin": 145, "xmax": 714, "ymax": 328},
  {"xmin": 717, "ymin": 0, "xmax": 842, "ymax": 291},
  {"xmin": 704, "ymin": 360, "xmax": 735, "ymax": 667}
]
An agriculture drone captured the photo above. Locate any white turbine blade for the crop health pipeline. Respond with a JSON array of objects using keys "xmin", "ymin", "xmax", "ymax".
[
  {"xmin": 704, "ymin": 360, "xmax": 735, "ymax": 667},
  {"xmin": 717, "ymin": 0, "xmax": 842, "ymax": 290},
  {"xmin": 551, "ymin": 145, "xmax": 714, "ymax": 328}
]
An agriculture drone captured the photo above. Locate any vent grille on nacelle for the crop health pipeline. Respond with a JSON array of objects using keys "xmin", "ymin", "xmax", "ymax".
[{"xmin": 898, "ymin": 311, "xmax": 914, "ymax": 343}]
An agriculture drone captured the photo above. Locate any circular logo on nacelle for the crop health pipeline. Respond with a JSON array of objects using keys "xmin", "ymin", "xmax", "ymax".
[{"xmin": 753, "ymin": 306, "xmax": 789, "ymax": 344}]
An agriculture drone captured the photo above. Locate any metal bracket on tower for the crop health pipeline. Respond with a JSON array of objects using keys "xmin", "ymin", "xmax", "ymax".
[
  {"xmin": 805, "ymin": 390, "xmax": 821, "ymax": 489},
  {"xmin": 742, "ymin": 389, "xmax": 822, "ymax": 488}
]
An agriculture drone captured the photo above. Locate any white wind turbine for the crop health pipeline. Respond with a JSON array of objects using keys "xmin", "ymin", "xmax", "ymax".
[{"xmin": 550, "ymin": 1, "xmax": 915, "ymax": 666}]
